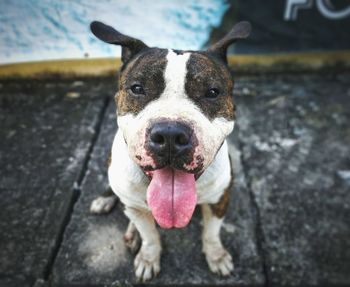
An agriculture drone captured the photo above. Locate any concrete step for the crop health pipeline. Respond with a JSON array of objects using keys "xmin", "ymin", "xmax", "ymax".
[{"xmin": 1, "ymin": 74, "xmax": 349, "ymax": 286}]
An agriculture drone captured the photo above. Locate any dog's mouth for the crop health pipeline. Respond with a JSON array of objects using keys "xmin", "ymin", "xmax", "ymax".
[{"xmin": 146, "ymin": 167, "xmax": 197, "ymax": 229}]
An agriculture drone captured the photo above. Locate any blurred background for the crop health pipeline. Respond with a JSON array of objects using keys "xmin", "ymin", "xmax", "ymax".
[{"xmin": 1, "ymin": 0, "xmax": 349, "ymax": 64}]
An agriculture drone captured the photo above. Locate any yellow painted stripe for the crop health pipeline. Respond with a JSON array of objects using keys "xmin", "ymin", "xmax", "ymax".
[
  {"xmin": 227, "ymin": 50, "xmax": 350, "ymax": 71},
  {"xmin": 0, "ymin": 50, "xmax": 349, "ymax": 78},
  {"xmin": 0, "ymin": 58, "xmax": 122, "ymax": 79}
]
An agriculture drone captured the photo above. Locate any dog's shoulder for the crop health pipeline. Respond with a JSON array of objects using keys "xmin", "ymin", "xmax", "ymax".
[
  {"xmin": 108, "ymin": 130, "xmax": 149, "ymax": 209},
  {"xmin": 196, "ymin": 140, "xmax": 232, "ymax": 204}
]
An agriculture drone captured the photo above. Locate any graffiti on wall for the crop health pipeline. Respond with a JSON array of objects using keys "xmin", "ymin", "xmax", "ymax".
[{"xmin": 285, "ymin": 0, "xmax": 350, "ymax": 21}]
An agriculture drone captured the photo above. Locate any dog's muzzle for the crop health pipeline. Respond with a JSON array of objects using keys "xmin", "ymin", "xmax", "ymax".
[
  {"xmin": 146, "ymin": 121, "xmax": 196, "ymax": 171},
  {"xmin": 145, "ymin": 120, "xmax": 198, "ymax": 229}
]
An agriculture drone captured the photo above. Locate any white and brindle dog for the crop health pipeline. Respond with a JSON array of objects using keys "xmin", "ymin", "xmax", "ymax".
[{"xmin": 89, "ymin": 20, "xmax": 251, "ymax": 282}]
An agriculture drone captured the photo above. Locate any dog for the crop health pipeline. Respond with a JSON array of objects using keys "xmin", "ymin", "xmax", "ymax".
[{"xmin": 89, "ymin": 20, "xmax": 251, "ymax": 282}]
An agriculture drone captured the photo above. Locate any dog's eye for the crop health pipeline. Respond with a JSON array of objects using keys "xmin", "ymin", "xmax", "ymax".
[
  {"xmin": 205, "ymin": 88, "xmax": 220, "ymax": 99},
  {"xmin": 130, "ymin": 84, "xmax": 145, "ymax": 95}
]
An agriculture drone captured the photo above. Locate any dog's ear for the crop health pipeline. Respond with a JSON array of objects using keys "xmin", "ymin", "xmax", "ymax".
[
  {"xmin": 90, "ymin": 21, "xmax": 148, "ymax": 63},
  {"xmin": 207, "ymin": 21, "xmax": 251, "ymax": 63}
]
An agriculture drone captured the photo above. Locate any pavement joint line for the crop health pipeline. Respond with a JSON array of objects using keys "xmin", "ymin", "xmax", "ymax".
[
  {"xmin": 42, "ymin": 96, "xmax": 111, "ymax": 283},
  {"xmin": 41, "ymin": 184, "xmax": 81, "ymax": 284},
  {"xmin": 75, "ymin": 96, "xmax": 111, "ymax": 187},
  {"xmin": 237, "ymin": 136, "xmax": 270, "ymax": 287}
]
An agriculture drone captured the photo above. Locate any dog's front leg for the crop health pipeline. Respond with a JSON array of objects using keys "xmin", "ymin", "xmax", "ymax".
[
  {"xmin": 201, "ymin": 201, "xmax": 234, "ymax": 276},
  {"xmin": 124, "ymin": 207, "xmax": 161, "ymax": 282}
]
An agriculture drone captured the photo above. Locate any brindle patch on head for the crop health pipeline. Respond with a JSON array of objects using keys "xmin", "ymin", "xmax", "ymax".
[
  {"xmin": 116, "ymin": 48, "xmax": 168, "ymax": 116},
  {"xmin": 185, "ymin": 52, "xmax": 235, "ymax": 121}
]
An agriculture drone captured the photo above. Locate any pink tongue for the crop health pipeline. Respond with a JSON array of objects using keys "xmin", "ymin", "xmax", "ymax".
[{"xmin": 147, "ymin": 167, "xmax": 197, "ymax": 229}]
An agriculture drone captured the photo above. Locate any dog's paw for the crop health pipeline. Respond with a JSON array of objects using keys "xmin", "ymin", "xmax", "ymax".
[
  {"xmin": 90, "ymin": 196, "xmax": 117, "ymax": 214},
  {"xmin": 134, "ymin": 244, "xmax": 161, "ymax": 282},
  {"xmin": 204, "ymin": 243, "xmax": 234, "ymax": 276},
  {"xmin": 124, "ymin": 224, "xmax": 141, "ymax": 254}
]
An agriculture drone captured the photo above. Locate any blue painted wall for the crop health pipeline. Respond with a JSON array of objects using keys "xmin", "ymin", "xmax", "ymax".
[{"xmin": 0, "ymin": 0, "xmax": 229, "ymax": 64}]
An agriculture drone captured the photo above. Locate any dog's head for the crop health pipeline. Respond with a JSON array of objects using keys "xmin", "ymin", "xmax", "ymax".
[{"xmin": 91, "ymin": 21, "xmax": 251, "ymax": 228}]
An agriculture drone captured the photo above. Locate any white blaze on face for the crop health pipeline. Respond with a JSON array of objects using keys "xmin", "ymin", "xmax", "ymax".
[
  {"xmin": 161, "ymin": 50, "xmax": 190, "ymax": 100},
  {"xmin": 117, "ymin": 49, "xmax": 234, "ymax": 172}
]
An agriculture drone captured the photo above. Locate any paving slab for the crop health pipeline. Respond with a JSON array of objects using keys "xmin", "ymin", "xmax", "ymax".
[
  {"xmin": 235, "ymin": 73, "xmax": 350, "ymax": 286},
  {"xmin": 3, "ymin": 72, "xmax": 349, "ymax": 287},
  {"xmin": 0, "ymin": 276, "xmax": 32, "ymax": 287},
  {"xmin": 0, "ymin": 78, "xmax": 115, "ymax": 285},
  {"xmin": 52, "ymin": 101, "xmax": 265, "ymax": 286}
]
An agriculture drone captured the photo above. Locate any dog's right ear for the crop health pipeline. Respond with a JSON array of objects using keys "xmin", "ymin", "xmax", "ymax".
[
  {"xmin": 207, "ymin": 21, "xmax": 251, "ymax": 63},
  {"xmin": 90, "ymin": 21, "xmax": 148, "ymax": 63}
]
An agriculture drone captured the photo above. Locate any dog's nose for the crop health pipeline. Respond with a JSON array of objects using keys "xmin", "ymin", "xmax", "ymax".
[{"xmin": 149, "ymin": 121, "xmax": 193, "ymax": 159}]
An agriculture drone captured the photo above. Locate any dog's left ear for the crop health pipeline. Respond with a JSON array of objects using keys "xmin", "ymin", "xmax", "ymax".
[
  {"xmin": 207, "ymin": 21, "xmax": 251, "ymax": 63},
  {"xmin": 90, "ymin": 21, "xmax": 148, "ymax": 63}
]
